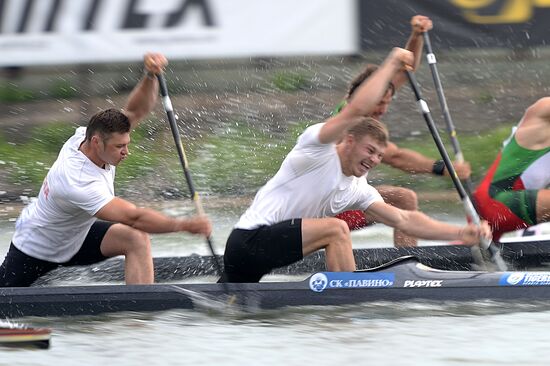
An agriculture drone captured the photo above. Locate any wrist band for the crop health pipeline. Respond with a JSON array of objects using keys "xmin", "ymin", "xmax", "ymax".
[
  {"xmin": 144, "ymin": 70, "xmax": 156, "ymax": 80},
  {"xmin": 432, "ymin": 159, "xmax": 445, "ymax": 176}
]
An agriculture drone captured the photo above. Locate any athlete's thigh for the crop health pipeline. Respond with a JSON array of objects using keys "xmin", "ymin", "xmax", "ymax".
[
  {"xmin": 99, "ymin": 223, "xmax": 148, "ymax": 257},
  {"xmin": 65, "ymin": 220, "xmax": 113, "ymax": 266},
  {"xmin": 301, "ymin": 217, "xmax": 350, "ymax": 256},
  {"xmin": 0, "ymin": 243, "xmax": 57, "ymax": 286}
]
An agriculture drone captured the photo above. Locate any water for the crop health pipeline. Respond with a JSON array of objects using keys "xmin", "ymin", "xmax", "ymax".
[
  {"xmin": 1, "ymin": 200, "xmax": 550, "ymax": 365},
  {"xmin": 4, "ymin": 303, "xmax": 550, "ymax": 365}
]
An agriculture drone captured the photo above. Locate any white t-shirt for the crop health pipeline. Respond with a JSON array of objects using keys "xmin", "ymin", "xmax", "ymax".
[
  {"xmin": 12, "ymin": 127, "xmax": 115, "ymax": 262},
  {"xmin": 236, "ymin": 123, "xmax": 383, "ymax": 230}
]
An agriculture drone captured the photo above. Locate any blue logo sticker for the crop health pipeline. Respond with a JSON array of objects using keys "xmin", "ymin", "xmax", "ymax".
[
  {"xmin": 309, "ymin": 272, "xmax": 395, "ymax": 292},
  {"xmin": 500, "ymin": 272, "xmax": 550, "ymax": 286}
]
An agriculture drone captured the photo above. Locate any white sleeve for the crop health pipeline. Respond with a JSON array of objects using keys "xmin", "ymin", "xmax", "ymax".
[
  {"xmin": 287, "ymin": 123, "xmax": 333, "ymax": 173},
  {"xmin": 357, "ymin": 182, "xmax": 384, "ymax": 211},
  {"xmin": 296, "ymin": 123, "xmax": 325, "ymax": 148},
  {"xmin": 66, "ymin": 180, "xmax": 114, "ymax": 216}
]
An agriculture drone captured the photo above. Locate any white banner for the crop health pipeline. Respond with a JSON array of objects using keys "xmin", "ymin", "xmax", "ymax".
[{"xmin": 0, "ymin": 0, "xmax": 358, "ymax": 66}]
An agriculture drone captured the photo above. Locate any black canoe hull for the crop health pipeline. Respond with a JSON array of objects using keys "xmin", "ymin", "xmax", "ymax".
[
  {"xmin": 35, "ymin": 237, "xmax": 550, "ymax": 284},
  {"xmin": 4, "ymin": 256, "xmax": 550, "ymax": 318}
]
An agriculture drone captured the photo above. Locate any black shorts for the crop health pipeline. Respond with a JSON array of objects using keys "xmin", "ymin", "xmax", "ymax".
[
  {"xmin": 0, "ymin": 221, "xmax": 114, "ymax": 287},
  {"xmin": 221, "ymin": 218, "xmax": 303, "ymax": 283}
]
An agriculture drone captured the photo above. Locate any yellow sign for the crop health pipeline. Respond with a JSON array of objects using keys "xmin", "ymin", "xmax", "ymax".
[{"xmin": 451, "ymin": 0, "xmax": 550, "ymax": 24}]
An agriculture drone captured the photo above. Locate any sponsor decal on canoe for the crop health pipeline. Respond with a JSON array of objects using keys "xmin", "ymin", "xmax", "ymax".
[
  {"xmin": 403, "ymin": 280, "xmax": 443, "ymax": 288},
  {"xmin": 500, "ymin": 272, "xmax": 550, "ymax": 286},
  {"xmin": 309, "ymin": 272, "xmax": 395, "ymax": 293}
]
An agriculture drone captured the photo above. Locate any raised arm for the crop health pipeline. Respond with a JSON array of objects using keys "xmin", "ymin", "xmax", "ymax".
[
  {"xmin": 319, "ymin": 47, "xmax": 413, "ymax": 144},
  {"xmin": 392, "ymin": 15, "xmax": 433, "ymax": 91},
  {"xmin": 365, "ymin": 201, "xmax": 491, "ymax": 245},
  {"xmin": 523, "ymin": 97, "xmax": 550, "ymax": 124},
  {"xmin": 515, "ymin": 97, "xmax": 550, "ymax": 148},
  {"xmin": 123, "ymin": 52, "xmax": 168, "ymax": 129}
]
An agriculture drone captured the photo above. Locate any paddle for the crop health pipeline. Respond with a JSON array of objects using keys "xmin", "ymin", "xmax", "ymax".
[
  {"xmin": 405, "ymin": 69, "xmax": 508, "ymax": 271},
  {"xmin": 156, "ymin": 73, "xmax": 228, "ymax": 287},
  {"xmin": 422, "ymin": 31, "xmax": 475, "ymax": 196}
]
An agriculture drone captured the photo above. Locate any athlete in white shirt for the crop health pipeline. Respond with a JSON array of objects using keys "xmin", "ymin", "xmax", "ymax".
[
  {"xmin": 0, "ymin": 53, "xmax": 211, "ymax": 287},
  {"xmin": 221, "ymin": 48, "xmax": 492, "ymax": 283}
]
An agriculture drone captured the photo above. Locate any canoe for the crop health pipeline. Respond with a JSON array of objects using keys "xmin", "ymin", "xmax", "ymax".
[
  {"xmin": 4, "ymin": 256, "xmax": 550, "ymax": 318},
  {"xmin": 36, "ymin": 235, "xmax": 550, "ymax": 284}
]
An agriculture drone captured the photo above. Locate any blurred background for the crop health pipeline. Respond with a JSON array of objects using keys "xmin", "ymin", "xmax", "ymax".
[
  {"xmin": 1, "ymin": 0, "xmax": 549, "ymax": 205},
  {"xmin": 2, "ymin": 4, "xmax": 550, "ymax": 362}
]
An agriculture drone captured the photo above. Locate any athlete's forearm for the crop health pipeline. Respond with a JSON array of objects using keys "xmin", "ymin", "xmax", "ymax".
[
  {"xmin": 123, "ymin": 75, "xmax": 159, "ymax": 129},
  {"xmin": 392, "ymin": 27, "xmax": 424, "ymax": 91},
  {"xmin": 128, "ymin": 207, "xmax": 210, "ymax": 237},
  {"xmin": 124, "ymin": 207, "xmax": 183, "ymax": 234},
  {"xmin": 320, "ymin": 49, "xmax": 409, "ymax": 144},
  {"xmin": 123, "ymin": 53, "xmax": 167, "ymax": 129},
  {"xmin": 383, "ymin": 147, "xmax": 434, "ymax": 174},
  {"xmin": 345, "ymin": 50, "xmax": 404, "ymax": 116},
  {"xmin": 395, "ymin": 211, "xmax": 461, "ymax": 241},
  {"xmin": 405, "ymin": 30, "xmax": 424, "ymax": 71}
]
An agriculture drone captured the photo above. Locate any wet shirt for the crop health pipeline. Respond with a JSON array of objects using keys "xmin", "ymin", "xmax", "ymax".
[
  {"xmin": 12, "ymin": 127, "xmax": 115, "ymax": 262},
  {"xmin": 235, "ymin": 123, "xmax": 382, "ymax": 230}
]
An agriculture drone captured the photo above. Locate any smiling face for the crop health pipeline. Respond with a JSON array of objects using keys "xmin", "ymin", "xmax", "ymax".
[
  {"xmin": 93, "ymin": 132, "xmax": 130, "ymax": 167},
  {"xmin": 337, "ymin": 116, "xmax": 388, "ymax": 177},
  {"xmin": 344, "ymin": 134, "xmax": 386, "ymax": 177}
]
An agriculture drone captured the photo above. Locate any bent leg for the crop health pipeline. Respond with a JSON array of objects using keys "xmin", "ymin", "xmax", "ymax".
[
  {"xmin": 369, "ymin": 185, "xmax": 418, "ymax": 247},
  {"xmin": 222, "ymin": 220, "xmax": 304, "ymax": 283},
  {"xmin": 0, "ymin": 243, "xmax": 57, "ymax": 287},
  {"xmin": 100, "ymin": 224, "xmax": 153, "ymax": 284},
  {"xmin": 302, "ymin": 217, "xmax": 355, "ymax": 272}
]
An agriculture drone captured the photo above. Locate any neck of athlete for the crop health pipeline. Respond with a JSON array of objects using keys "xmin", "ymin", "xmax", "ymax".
[
  {"xmin": 79, "ymin": 140, "xmax": 106, "ymax": 169},
  {"xmin": 336, "ymin": 143, "xmax": 353, "ymax": 176}
]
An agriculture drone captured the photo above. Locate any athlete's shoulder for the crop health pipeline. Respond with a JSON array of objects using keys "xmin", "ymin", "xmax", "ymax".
[
  {"xmin": 296, "ymin": 123, "xmax": 325, "ymax": 147},
  {"xmin": 524, "ymin": 97, "xmax": 550, "ymax": 121}
]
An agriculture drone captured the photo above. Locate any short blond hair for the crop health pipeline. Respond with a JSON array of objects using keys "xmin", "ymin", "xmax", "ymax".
[{"xmin": 347, "ymin": 117, "xmax": 389, "ymax": 146}]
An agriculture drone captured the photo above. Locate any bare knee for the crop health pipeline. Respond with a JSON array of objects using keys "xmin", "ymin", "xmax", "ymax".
[
  {"xmin": 127, "ymin": 228, "xmax": 151, "ymax": 253},
  {"xmin": 328, "ymin": 218, "xmax": 352, "ymax": 248},
  {"xmin": 101, "ymin": 224, "xmax": 151, "ymax": 257}
]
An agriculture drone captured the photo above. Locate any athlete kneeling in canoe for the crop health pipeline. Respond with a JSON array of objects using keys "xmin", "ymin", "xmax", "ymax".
[
  {"xmin": 220, "ymin": 48, "xmax": 492, "ymax": 283},
  {"xmin": 0, "ymin": 53, "xmax": 211, "ymax": 287},
  {"xmin": 474, "ymin": 97, "xmax": 550, "ymax": 241},
  {"xmin": 334, "ymin": 15, "xmax": 471, "ymax": 247}
]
